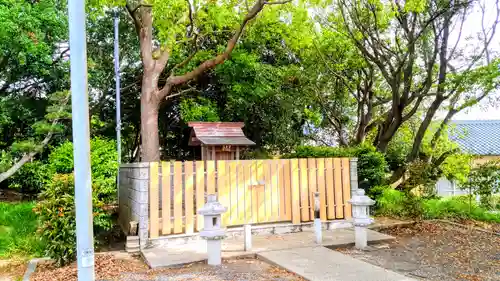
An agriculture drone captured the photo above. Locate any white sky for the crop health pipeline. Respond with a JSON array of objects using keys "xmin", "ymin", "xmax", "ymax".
[{"xmin": 448, "ymin": 0, "xmax": 500, "ymax": 120}]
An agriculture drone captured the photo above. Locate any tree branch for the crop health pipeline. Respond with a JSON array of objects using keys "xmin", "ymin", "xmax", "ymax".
[
  {"xmin": 0, "ymin": 92, "xmax": 70, "ymax": 183},
  {"xmin": 312, "ymin": 39, "xmax": 355, "ymax": 95},
  {"xmin": 264, "ymin": 0, "xmax": 292, "ymax": 4},
  {"xmin": 165, "ymin": 86, "xmax": 199, "ymax": 100},
  {"xmin": 186, "ymin": 0, "xmax": 195, "ymax": 37},
  {"xmin": 131, "ymin": 4, "xmax": 154, "ymax": 72},
  {"xmin": 402, "ymin": 96, "xmax": 424, "ymax": 122},
  {"xmin": 167, "ymin": 34, "xmax": 199, "ymax": 77},
  {"xmin": 155, "ymin": 48, "xmax": 171, "ymax": 73},
  {"xmin": 166, "ymin": 0, "xmax": 289, "ymax": 86},
  {"xmin": 125, "ymin": 2, "xmax": 142, "ymax": 36},
  {"xmin": 448, "ymin": 7, "xmax": 466, "ymax": 61},
  {"xmin": 432, "ymin": 148, "xmax": 460, "ymax": 167}
]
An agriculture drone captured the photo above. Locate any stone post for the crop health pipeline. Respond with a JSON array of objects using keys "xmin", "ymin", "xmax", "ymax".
[
  {"xmin": 244, "ymin": 224, "xmax": 252, "ymax": 251},
  {"xmin": 313, "ymin": 192, "xmax": 322, "ymax": 244},
  {"xmin": 349, "ymin": 158, "xmax": 358, "ymax": 198},
  {"xmin": 198, "ymin": 194, "xmax": 227, "ymax": 266},
  {"xmin": 348, "ymin": 189, "xmax": 375, "ymax": 250}
]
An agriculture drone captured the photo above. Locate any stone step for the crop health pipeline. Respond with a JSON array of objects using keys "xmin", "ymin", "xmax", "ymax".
[{"xmin": 258, "ymin": 246, "xmax": 415, "ymax": 281}]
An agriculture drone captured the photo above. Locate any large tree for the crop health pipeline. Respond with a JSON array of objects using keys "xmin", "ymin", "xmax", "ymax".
[
  {"xmin": 0, "ymin": 0, "xmax": 69, "ymax": 184},
  {"xmin": 119, "ymin": 0, "xmax": 293, "ymax": 161},
  {"xmin": 310, "ymin": 0, "xmax": 500, "ymax": 182}
]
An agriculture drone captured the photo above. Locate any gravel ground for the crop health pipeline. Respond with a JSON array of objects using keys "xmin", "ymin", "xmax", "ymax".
[
  {"xmin": 0, "ymin": 260, "xmax": 26, "ymax": 281},
  {"xmin": 336, "ymin": 221, "xmax": 500, "ymax": 281},
  {"xmin": 32, "ymin": 254, "xmax": 304, "ymax": 281}
]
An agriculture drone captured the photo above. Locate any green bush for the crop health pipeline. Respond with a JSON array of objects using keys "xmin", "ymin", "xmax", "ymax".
[
  {"xmin": 375, "ymin": 189, "xmax": 423, "ymax": 219},
  {"xmin": 34, "ymin": 137, "xmax": 118, "ymax": 266},
  {"xmin": 367, "ymin": 185, "xmax": 389, "ymax": 200},
  {"xmin": 7, "ymin": 161, "xmax": 48, "ymax": 194},
  {"xmin": 493, "ymin": 195, "xmax": 500, "ymax": 210},
  {"xmin": 375, "ymin": 189, "xmax": 500, "ymax": 223},
  {"xmin": 47, "ymin": 141, "xmax": 74, "ymax": 174},
  {"xmin": 47, "ymin": 137, "xmax": 118, "ymax": 204},
  {"xmin": 34, "ymin": 174, "xmax": 114, "ymax": 266},
  {"xmin": 461, "ymin": 161, "xmax": 500, "ymax": 209},
  {"xmin": 34, "ymin": 174, "xmax": 76, "ymax": 265},
  {"xmin": 422, "ymin": 197, "xmax": 500, "ymax": 223},
  {"xmin": 0, "ymin": 202, "xmax": 44, "ymax": 258},
  {"xmin": 355, "ymin": 146, "xmax": 388, "ymax": 188},
  {"xmin": 241, "ymin": 148, "xmax": 274, "ymax": 159},
  {"xmin": 284, "ymin": 144, "xmax": 388, "ymax": 188}
]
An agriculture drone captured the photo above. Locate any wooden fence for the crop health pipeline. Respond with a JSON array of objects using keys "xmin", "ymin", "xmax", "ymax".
[{"xmin": 148, "ymin": 158, "xmax": 352, "ymax": 238}]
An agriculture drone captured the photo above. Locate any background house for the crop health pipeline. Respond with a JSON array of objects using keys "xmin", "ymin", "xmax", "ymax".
[{"xmin": 436, "ymin": 120, "xmax": 500, "ymax": 196}]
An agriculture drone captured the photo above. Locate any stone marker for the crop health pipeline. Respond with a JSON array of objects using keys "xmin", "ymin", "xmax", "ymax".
[
  {"xmin": 313, "ymin": 192, "xmax": 322, "ymax": 244},
  {"xmin": 348, "ymin": 189, "xmax": 375, "ymax": 249},
  {"xmin": 197, "ymin": 194, "xmax": 227, "ymax": 266},
  {"xmin": 244, "ymin": 224, "xmax": 252, "ymax": 251}
]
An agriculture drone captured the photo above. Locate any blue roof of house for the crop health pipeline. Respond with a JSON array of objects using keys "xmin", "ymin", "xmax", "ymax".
[{"xmin": 449, "ymin": 120, "xmax": 500, "ymax": 155}]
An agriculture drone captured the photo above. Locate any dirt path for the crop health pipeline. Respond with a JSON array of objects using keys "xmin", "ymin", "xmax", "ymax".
[
  {"xmin": 31, "ymin": 254, "xmax": 304, "ymax": 281},
  {"xmin": 336, "ymin": 221, "xmax": 500, "ymax": 281},
  {"xmin": 0, "ymin": 260, "xmax": 26, "ymax": 281}
]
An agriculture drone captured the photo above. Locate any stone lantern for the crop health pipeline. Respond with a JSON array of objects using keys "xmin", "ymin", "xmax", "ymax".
[
  {"xmin": 197, "ymin": 194, "xmax": 227, "ymax": 265},
  {"xmin": 348, "ymin": 189, "xmax": 375, "ymax": 249}
]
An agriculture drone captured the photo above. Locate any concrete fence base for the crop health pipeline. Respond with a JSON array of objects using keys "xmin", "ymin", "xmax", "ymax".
[
  {"xmin": 118, "ymin": 163, "xmax": 150, "ymax": 249},
  {"xmin": 147, "ymin": 220, "xmax": 352, "ymax": 248}
]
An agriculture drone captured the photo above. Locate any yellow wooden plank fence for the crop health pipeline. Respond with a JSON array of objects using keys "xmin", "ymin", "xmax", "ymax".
[{"xmin": 148, "ymin": 158, "xmax": 352, "ymax": 237}]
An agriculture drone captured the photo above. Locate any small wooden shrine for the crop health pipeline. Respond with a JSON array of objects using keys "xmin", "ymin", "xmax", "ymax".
[{"xmin": 188, "ymin": 122, "xmax": 255, "ymax": 160}]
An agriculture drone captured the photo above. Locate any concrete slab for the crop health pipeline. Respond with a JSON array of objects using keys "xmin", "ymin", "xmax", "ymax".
[
  {"xmin": 258, "ymin": 246, "xmax": 416, "ymax": 281},
  {"xmin": 142, "ymin": 228, "xmax": 394, "ymax": 268}
]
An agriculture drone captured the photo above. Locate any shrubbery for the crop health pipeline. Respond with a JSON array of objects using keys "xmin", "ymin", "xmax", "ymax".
[
  {"xmin": 375, "ymin": 188, "xmax": 423, "ymax": 219},
  {"xmin": 422, "ymin": 197, "xmax": 500, "ymax": 223},
  {"xmin": 34, "ymin": 174, "xmax": 77, "ymax": 265},
  {"xmin": 284, "ymin": 144, "xmax": 388, "ymax": 189},
  {"xmin": 7, "ymin": 161, "xmax": 48, "ymax": 194},
  {"xmin": 375, "ymin": 187, "xmax": 500, "ymax": 223},
  {"xmin": 46, "ymin": 137, "xmax": 118, "ymax": 204},
  {"xmin": 461, "ymin": 161, "xmax": 500, "ymax": 209},
  {"xmin": 34, "ymin": 137, "xmax": 117, "ymax": 265}
]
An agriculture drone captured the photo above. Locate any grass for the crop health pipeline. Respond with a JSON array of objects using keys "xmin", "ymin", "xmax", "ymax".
[
  {"xmin": 375, "ymin": 189, "xmax": 500, "ymax": 223},
  {"xmin": 422, "ymin": 197, "xmax": 500, "ymax": 223},
  {"xmin": 0, "ymin": 201, "xmax": 43, "ymax": 259}
]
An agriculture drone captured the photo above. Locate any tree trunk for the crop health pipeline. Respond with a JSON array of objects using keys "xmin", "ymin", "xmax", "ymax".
[
  {"xmin": 376, "ymin": 138, "xmax": 390, "ymax": 153},
  {"xmin": 376, "ymin": 122, "xmax": 401, "ymax": 153},
  {"xmin": 375, "ymin": 109, "xmax": 402, "ymax": 153},
  {"xmin": 389, "ymin": 165, "xmax": 406, "ymax": 186},
  {"xmin": 140, "ymin": 87, "xmax": 160, "ymax": 162},
  {"xmin": 407, "ymin": 97, "xmax": 444, "ymax": 162}
]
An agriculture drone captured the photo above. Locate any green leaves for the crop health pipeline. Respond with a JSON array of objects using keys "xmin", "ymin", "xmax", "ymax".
[
  {"xmin": 47, "ymin": 138, "xmax": 118, "ymax": 204},
  {"xmin": 180, "ymin": 97, "xmax": 220, "ymax": 122},
  {"xmin": 285, "ymin": 144, "xmax": 388, "ymax": 187},
  {"xmin": 11, "ymin": 140, "xmax": 39, "ymax": 153},
  {"xmin": 35, "ymin": 138, "xmax": 118, "ymax": 266},
  {"xmin": 149, "ymin": 0, "xmax": 243, "ymax": 50},
  {"xmin": 403, "ymin": 0, "xmax": 426, "ymax": 13},
  {"xmin": 0, "ymin": 0, "xmax": 67, "ymax": 83},
  {"xmin": 462, "ymin": 161, "xmax": 500, "ymax": 209}
]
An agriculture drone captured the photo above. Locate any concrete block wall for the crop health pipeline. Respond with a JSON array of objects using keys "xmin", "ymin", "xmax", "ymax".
[
  {"xmin": 118, "ymin": 162, "xmax": 150, "ymax": 249},
  {"xmin": 349, "ymin": 158, "xmax": 358, "ymax": 197}
]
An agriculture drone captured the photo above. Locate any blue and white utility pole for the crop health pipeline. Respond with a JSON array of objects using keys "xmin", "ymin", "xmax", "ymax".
[
  {"xmin": 68, "ymin": 0, "xmax": 95, "ymax": 279},
  {"xmin": 114, "ymin": 10, "xmax": 122, "ymax": 207},
  {"xmin": 114, "ymin": 10, "xmax": 121, "ymax": 166}
]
